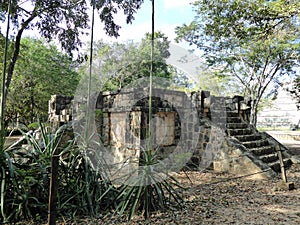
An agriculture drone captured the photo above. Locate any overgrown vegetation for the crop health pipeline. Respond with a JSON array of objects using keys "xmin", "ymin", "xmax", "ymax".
[
  {"xmin": 1, "ymin": 0, "xmax": 299, "ymax": 223},
  {"xmin": 0, "ymin": 124, "xmax": 183, "ymax": 223},
  {"xmin": 6, "ymin": 37, "xmax": 80, "ymax": 126},
  {"xmin": 288, "ymin": 76, "xmax": 300, "ymax": 110},
  {"xmin": 78, "ymin": 32, "xmax": 175, "ymax": 92},
  {"xmin": 114, "ymin": 146, "xmax": 183, "ymax": 221},
  {"xmin": 0, "ymin": 0, "xmax": 145, "ymax": 158}
]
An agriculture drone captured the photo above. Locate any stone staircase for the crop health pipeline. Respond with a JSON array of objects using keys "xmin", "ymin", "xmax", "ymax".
[{"xmin": 225, "ymin": 111, "xmax": 293, "ymax": 173}]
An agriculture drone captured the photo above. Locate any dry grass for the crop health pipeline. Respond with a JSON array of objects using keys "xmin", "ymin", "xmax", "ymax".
[{"xmin": 19, "ymin": 164, "xmax": 300, "ymax": 225}]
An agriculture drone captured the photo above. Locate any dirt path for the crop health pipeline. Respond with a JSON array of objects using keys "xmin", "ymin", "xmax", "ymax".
[
  {"xmin": 13, "ymin": 131, "xmax": 300, "ymax": 224},
  {"xmin": 49, "ymin": 164, "xmax": 300, "ymax": 225},
  {"xmin": 267, "ymin": 131, "xmax": 300, "ymax": 156},
  {"xmin": 281, "ymin": 140, "xmax": 300, "ymax": 156}
]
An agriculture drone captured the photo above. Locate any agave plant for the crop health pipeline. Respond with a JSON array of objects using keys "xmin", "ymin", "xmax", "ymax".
[
  {"xmin": 57, "ymin": 142, "xmax": 116, "ymax": 218},
  {"xmin": 0, "ymin": 123, "xmax": 59, "ymax": 222},
  {"xmin": 113, "ymin": 146, "xmax": 184, "ymax": 221},
  {"xmin": 0, "ymin": 123, "xmax": 113, "ymax": 222}
]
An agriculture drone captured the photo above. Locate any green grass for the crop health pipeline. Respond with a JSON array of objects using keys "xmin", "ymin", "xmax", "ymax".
[{"xmin": 257, "ymin": 127, "xmax": 299, "ymax": 132}]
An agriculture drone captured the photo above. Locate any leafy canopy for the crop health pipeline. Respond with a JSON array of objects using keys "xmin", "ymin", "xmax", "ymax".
[
  {"xmin": 78, "ymin": 31, "xmax": 173, "ymax": 92},
  {"xmin": 0, "ymin": 0, "xmax": 144, "ymax": 135},
  {"xmin": 176, "ymin": 0, "xmax": 300, "ymax": 126},
  {"xmin": 0, "ymin": 0, "xmax": 144, "ymax": 55},
  {"xmin": 6, "ymin": 37, "xmax": 80, "ymax": 125}
]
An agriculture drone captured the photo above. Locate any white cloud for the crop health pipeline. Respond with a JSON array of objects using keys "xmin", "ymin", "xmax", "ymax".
[
  {"xmin": 118, "ymin": 22, "xmax": 150, "ymax": 42},
  {"xmin": 163, "ymin": 0, "xmax": 193, "ymax": 9},
  {"xmin": 96, "ymin": 22, "xmax": 180, "ymax": 44},
  {"xmin": 156, "ymin": 24, "xmax": 178, "ymax": 41},
  {"xmin": 80, "ymin": 1, "xmax": 195, "ymax": 45}
]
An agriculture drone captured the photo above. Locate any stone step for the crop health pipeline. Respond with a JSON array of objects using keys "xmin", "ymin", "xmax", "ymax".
[
  {"xmin": 226, "ymin": 123, "xmax": 248, "ymax": 129},
  {"xmin": 250, "ymin": 146, "xmax": 275, "ymax": 156},
  {"xmin": 227, "ymin": 117, "xmax": 242, "ymax": 123},
  {"xmin": 268, "ymin": 158, "xmax": 293, "ymax": 172},
  {"xmin": 242, "ymin": 139, "xmax": 269, "ymax": 148},
  {"xmin": 226, "ymin": 128, "xmax": 253, "ymax": 136},
  {"xmin": 211, "ymin": 122, "xmax": 227, "ymax": 130},
  {"xmin": 259, "ymin": 153, "xmax": 278, "ymax": 163},
  {"xmin": 226, "ymin": 111, "xmax": 239, "ymax": 118},
  {"xmin": 211, "ymin": 118, "xmax": 228, "ymax": 125},
  {"xmin": 233, "ymin": 134, "xmax": 262, "ymax": 142},
  {"xmin": 222, "ymin": 113, "xmax": 294, "ymax": 174},
  {"xmin": 212, "ymin": 116, "xmax": 241, "ymax": 123},
  {"xmin": 210, "ymin": 109, "xmax": 227, "ymax": 114}
]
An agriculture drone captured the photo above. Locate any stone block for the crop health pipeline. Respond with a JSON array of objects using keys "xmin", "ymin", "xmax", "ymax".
[{"xmin": 274, "ymin": 181, "xmax": 295, "ymax": 191}]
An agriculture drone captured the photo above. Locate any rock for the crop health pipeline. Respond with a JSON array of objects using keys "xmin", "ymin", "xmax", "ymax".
[{"xmin": 274, "ymin": 181, "xmax": 295, "ymax": 191}]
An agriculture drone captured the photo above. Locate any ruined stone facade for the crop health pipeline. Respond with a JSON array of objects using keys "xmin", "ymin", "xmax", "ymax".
[
  {"xmin": 257, "ymin": 85, "xmax": 299, "ymax": 129},
  {"xmin": 49, "ymin": 88, "xmax": 296, "ymax": 179}
]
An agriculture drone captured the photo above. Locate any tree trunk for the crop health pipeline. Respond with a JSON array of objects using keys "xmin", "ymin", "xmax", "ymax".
[
  {"xmin": 0, "ymin": 0, "xmax": 12, "ymax": 150},
  {"xmin": 249, "ymin": 98, "xmax": 258, "ymax": 128},
  {"xmin": 30, "ymin": 77, "xmax": 35, "ymax": 124},
  {"xmin": 0, "ymin": 8, "xmax": 38, "ymax": 149}
]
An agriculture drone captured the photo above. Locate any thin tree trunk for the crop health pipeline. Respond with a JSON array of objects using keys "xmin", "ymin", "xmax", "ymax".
[
  {"xmin": 249, "ymin": 98, "xmax": 258, "ymax": 128},
  {"xmin": 147, "ymin": 0, "xmax": 154, "ymax": 151},
  {"xmin": 0, "ymin": 5, "xmax": 38, "ymax": 149},
  {"xmin": 0, "ymin": 0, "xmax": 12, "ymax": 150}
]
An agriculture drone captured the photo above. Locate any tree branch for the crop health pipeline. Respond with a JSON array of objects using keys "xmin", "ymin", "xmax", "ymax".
[{"xmin": 6, "ymin": 9, "xmax": 38, "ymax": 99}]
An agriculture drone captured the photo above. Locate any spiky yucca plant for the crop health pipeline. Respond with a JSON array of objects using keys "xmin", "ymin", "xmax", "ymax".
[{"xmin": 114, "ymin": 146, "xmax": 184, "ymax": 221}]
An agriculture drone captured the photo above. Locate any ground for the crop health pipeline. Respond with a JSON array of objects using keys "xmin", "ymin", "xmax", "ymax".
[
  {"xmin": 15, "ymin": 166, "xmax": 300, "ymax": 224},
  {"xmin": 13, "ymin": 132, "xmax": 300, "ymax": 224},
  {"xmin": 58, "ymin": 132, "xmax": 300, "ymax": 224},
  {"xmin": 48, "ymin": 163, "xmax": 299, "ymax": 225}
]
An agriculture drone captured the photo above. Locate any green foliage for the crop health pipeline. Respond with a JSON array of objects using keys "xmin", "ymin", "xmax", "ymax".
[
  {"xmin": 0, "ymin": 0, "xmax": 144, "ymax": 56},
  {"xmin": 1, "ymin": 122, "xmax": 183, "ymax": 223},
  {"xmin": 288, "ymin": 76, "xmax": 300, "ymax": 109},
  {"xmin": 1, "ymin": 124, "xmax": 60, "ymax": 222},
  {"xmin": 194, "ymin": 65, "xmax": 243, "ymax": 96},
  {"xmin": 114, "ymin": 147, "xmax": 183, "ymax": 221},
  {"xmin": 27, "ymin": 122, "xmax": 41, "ymax": 131},
  {"xmin": 177, "ymin": 0, "xmax": 300, "ymax": 46},
  {"xmin": 6, "ymin": 37, "xmax": 80, "ymax": 125},
  {"xmin": 0, "ymin": 124, "xmax": 114, "ymax": 223},
  {"xmin": 79, "ymin": 32, "xmax": 174, "ymax": 92},
  {"xmin": 95, "ymin": 0, "xmax": 145, "ymax": 38},
  {"xmin": 0, "ymin": 33, "xmax": 13, "ymax": 66},
  {"xmin": 0, "ymin": 0, "xmax": 144, "ymax": 151},
  {"xmin": 176, "ymin": 0, "xmax": 300, "ymax": 126},
  {"xmin": 170, "ymin": 66, "xmax": 195, "ymax": 91}
]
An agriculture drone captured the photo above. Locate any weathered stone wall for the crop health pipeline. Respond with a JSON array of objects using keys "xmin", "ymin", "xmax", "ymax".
[
  {"xmin": 213, "ymin": 137, "xmax": 277, "ymax": 179},
  {"xmin": 48, "ymin": 88, "xmax": 251, "ymax": 172},
  {"xmin": 49, "ymin": 89, "xmax": 251, "ymax": 130},
  {"xmin": 257, "ymin": 86, "xmax": 299, "ymax": 129},
  {"xmin": 48, "ymin": 95, "xmax": 73, "ymax": 130}
]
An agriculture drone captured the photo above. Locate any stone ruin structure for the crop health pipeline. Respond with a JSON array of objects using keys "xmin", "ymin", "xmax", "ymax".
[{"xmin": 48, "ymin": 88, "xmax": 299, "ymax": 179}]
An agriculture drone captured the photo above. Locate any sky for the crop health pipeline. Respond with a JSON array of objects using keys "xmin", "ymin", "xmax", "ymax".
[
  {"xmin": 1, "ymin": 0, "xmax": 195, "ymax": 47},
  {"xmin": 2, "ymin": 0, "xmax": 203, "ymax": 81},
  {"xmin": 10, "ymin": 0, "xmax": 198, "ymax": 58},
  {"xmin": 82, "ymin": 0, "xmax": 204, "ymax": 81},
  {"xmin": 89, "ymin": 0, "xmax": 195, "ymax": 44},
  {"xmin": 0, "ymin": 0, "xmax": 197, "ymax": 52}
]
